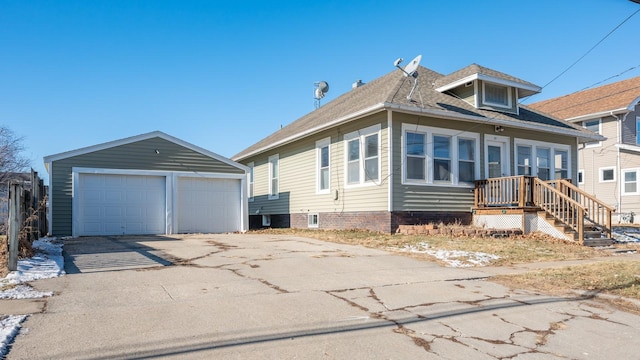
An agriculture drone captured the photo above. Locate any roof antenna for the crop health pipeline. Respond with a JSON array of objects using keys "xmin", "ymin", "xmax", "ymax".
[
  {"xmin": 314, "ymin": 81, "xmax": 329, "ymax": 109},
  {"xmin": 394, "ymin": 54, "xmax": 422, "ymax": 101}
]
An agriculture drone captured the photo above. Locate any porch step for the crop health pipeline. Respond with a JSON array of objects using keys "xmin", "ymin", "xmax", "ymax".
[{"xmin": 583, "ymin": 237, "xmax": 614, "ymax": 247}]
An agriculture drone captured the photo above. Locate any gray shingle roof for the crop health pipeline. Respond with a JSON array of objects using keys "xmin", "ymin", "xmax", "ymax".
[{"xmin": 233, "ymin": 65, "xmax": 598, "ymax": 161}]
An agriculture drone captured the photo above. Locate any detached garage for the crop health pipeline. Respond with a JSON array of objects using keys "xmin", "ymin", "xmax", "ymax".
[{"xmin": 44, "ymin": 131, "xmax": 248, "ymax": 237}]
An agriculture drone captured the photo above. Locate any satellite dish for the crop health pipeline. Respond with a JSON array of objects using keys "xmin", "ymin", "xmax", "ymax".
[
  {"xmin": 314, "ymin": 81, "xmax": 329, "ymax": 100},
  {"xmin": 403, "ymin": 54, "xmax": 422, "ymax": 77}
]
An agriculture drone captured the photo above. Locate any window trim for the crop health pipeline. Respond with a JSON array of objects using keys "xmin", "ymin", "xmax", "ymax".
[
  {"xmin": 343, "ymin": 124, "xmax": 381, "ymax": 188},
  {"xmin": 247, "ymin": 162, "xmax": 254, "ymax": 202},
  {"xmin": 583, "ymin": 119, "xmax": 602, "ymax": 148},
  {"xmin": 513, "ymin": 138, "xmax": 572, "ymax": 180},
  {"xmin": 622, "ymin": 168, "xmax": 640, "ymax": 195},
  {"xmin": 402, "ymin": 124, "xmax": 480, "ymax": 187},
  {"xmin": 307, "ymin": 213, "xmax": 319, "ymax": 228},
  {"xmin": 599, "ymin": 166, "xmax": 616, "ymax": 183},
  {"xmin": 316, "ymin": 138, "xmax": 331, "ymax": 194},
  {"xmin": 482, "ymin": 81, "xmax": 512, "ymax": 109},
  {"xmin": 268, "ymin": 154, "xmax": 279, "ymax": 200}
]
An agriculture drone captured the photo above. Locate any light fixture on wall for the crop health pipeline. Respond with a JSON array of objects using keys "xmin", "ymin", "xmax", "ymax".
[
  {"xmin": 494, "ymin": 125, "xmax": 504, "ymax": 133},
  {"xmin": 154, "ymin": 149, "xmax": 160, "ymax": 154}
]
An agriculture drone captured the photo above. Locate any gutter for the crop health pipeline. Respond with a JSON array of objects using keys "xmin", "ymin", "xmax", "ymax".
[{"xmin": 566, "ymin": 108, "xmax": 629, "ymax": 123}]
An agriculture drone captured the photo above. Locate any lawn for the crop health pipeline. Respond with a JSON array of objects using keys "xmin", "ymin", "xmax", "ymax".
[{"xmin": 252, "ymin": 228, "xmax": 640, "ymax": 314}]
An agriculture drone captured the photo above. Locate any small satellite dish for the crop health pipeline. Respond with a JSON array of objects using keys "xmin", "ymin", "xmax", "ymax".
[
  {"xmin": 314, "ymin": 81, "xmax": 330, "ymax": 109},
  {"xmin": 393, "ymin": 54, "xmax": 423, "ymax": 101}
]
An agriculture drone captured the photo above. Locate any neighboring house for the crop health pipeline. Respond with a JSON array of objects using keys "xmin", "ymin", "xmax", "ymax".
[
  {"xmin": 44, "ymin": 131, "xmax": 249, "ymax": 237},
  {"xmin": 232, "ymin": 60, "xmax": 602, "ymax": 234},
  {"xmin": 530, "ymin": 76, "xmax": 640, "ymax": 224}
]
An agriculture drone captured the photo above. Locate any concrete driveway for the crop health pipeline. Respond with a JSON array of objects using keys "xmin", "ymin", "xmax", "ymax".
[{"xmin": 7, "ymin": 233, "xmax": 640, "ymax": 359}]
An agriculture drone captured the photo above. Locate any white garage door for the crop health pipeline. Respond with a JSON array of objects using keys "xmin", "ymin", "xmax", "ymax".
[
  {"xmin": 76, "ymin": 174, "xmax": 166, "ymax": 236},
  {"xmin": 177, "ymin": 177, "xmax": 241, "ymax": 233}
]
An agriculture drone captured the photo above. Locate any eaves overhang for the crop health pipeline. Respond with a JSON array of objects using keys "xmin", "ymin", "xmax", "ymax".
[
  {"xmin": 435, "ymin": 74, "xmax": 541, "ymax": 98},
  {"xmin": 566, "ymin": 107, "xmax": 631, "ymax": 123}
]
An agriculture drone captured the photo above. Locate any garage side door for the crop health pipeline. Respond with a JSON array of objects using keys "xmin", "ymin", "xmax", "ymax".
[
  {"xmin": 77, "ymin": 174, "xmax": 166, "ymax": 236},
  {"xmin": 177, "ymin": 177, "xmax": 241, "ymax": 233}
]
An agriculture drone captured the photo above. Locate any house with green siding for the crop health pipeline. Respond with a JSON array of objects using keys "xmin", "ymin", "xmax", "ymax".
[{"xmin": 232, "ymin": 60, "xmax": 603, "ymax": 234}]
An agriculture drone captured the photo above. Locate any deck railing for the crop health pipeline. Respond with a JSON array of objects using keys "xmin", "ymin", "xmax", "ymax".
[
  {"xmin": 475, "ymin": 176, "xmax": 613, "ymax": 242},
  {"xmin": 547, "ymin": 179, "xmax": 614, "ymax": 239}
]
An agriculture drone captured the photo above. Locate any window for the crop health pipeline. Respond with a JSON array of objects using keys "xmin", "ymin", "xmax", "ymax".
[
  {"xmin": 406, "ymin": 132, "xmax": 425, "ymax": 180},
  {"xmin": 433, "ymin": 135, "xmax": 451, "ymax": 183},
  {"xmin": 599, "ymin": 167, "xmax": 615, "ymax": 183},
  {"xmin": 402, "ymin": 124, "xmax": 479, "ymax": 186},
  {"xmin": 316, "ymin": 138, "xmax": 330, "ymax": 193},
  {"xmin": 268, "ymin": 154, "xmax": 279, "ymax": 199},
  {"xmin": 583, "ymin": 119, "xmax": 601, "ymax": 147},
  {"xmin": 516, "ymin": 145, "xmax": 532, "ymax": 176},
  {"xmin": 482, "ymin": 82, "xmax": 511, "ymax": 108},
  {"xmin": 308, "ymin": 213, "xmax": 319, "ymax": 228},
  {"xmin": 554, "ymin": 150, "xmax": 568, "ymax": 179},
  {"xmin": 248, "ymin": 162, "xmax": 254, "ymax": 201},
  {"xmin": 344, "ymin": 125, "xmax": 380, "ymax": 186},
  {"xmin": 458, "ymin": 138, "xmax": 476, "ymax": 183},
  {"xmin": 262, "ymin": 215, "xmax": 271, "ymax": 227},
  {"xmin": 514, "ymin": 139, "xmax": 572, "ymax": 180},
  {"xmin": 623, "ymin": 169, "xmax": 639, "ymax": 195},
  {"xmin": 536, "ymin": 148, "xmax": 550, "ymax": 180},
  {"xmin": 578, "ymin": 170, "xmax": 584, "ymax": 185}
]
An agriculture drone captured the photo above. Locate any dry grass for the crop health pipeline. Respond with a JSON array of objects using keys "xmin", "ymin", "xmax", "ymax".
[
  {"xmin": 253, "ymin": 228, "xmax": 611, "ymax": 265},
  {"xmin": 492, "ymin": 262, "xmax": 640, "ymax": 315}
]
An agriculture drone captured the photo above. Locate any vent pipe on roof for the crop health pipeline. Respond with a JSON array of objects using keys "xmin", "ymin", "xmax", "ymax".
[{"xmin": 352, "ymin": 80, "xmax": 365, "ymax": 89}]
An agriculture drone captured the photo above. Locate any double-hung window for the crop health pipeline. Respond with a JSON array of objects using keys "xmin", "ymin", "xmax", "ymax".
[
  {"xmin": 344, "ymin": 125, "xmax": 380, "ymax": 186},
  {"xmin": 402, "ymin": 124, "xmax": 479, "ymax": 186},
  {"xmin": 516, "ymin": 145, "xmax": 532, "ymax": 176},
  {"xmin": 536, "ymin": 148, "xmax": 550, "ymax": 180},
  {"xmin": 268, "ymin": 154, "xmax": 279, "ymax": 200},
  {"xmin": 482, "ymin": 82, "xmax": 511, "ymax": 108},
  {"xmin": 623, "ymin": 169, "xmax": 639, "ymax": 195},
  {"xmin": 554, "ymin": 150, "xmax": 568, "ymax": 179},
  {"xmin": 583, "ymin": 119, "xmax": 601, "ymax": 147},
  {"xmin": 316, "ymin": 138, "xmax": 330, "ymax": 193}
]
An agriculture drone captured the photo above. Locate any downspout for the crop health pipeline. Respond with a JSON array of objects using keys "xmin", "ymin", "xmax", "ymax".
[
  {"xmin": 387, "ymin": 110, "xmax": 393, "ymax": 215},
  {"xmin": 614, "ymin": 111, "xmax": 621, "ymax": 215}
]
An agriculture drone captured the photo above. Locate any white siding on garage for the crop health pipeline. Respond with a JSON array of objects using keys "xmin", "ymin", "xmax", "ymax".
[
  {"xmin": 177, "ymin": 177, "xmax": 241, "ymax": 233},
  {"xmin": 76, "ymin": 174, "xmax": 166, "ymax": 236}
]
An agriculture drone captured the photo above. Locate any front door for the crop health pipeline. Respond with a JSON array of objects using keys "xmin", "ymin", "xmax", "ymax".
[{"xmin": 485, "ymin": 137, "xmax": 509, "ymax": 178}]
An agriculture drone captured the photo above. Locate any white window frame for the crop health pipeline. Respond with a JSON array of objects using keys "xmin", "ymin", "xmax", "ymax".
[
  {"xmin": 402, "ymin": 124, "xmax": 480, "ymax": 187},
  {"xmin": 622, "ymin": 168, "xmax": 640, "ymax": 195},
  {"xmin": 247, "ymin": 162, "xmax": 254, "ymax": 202},
  {"xmin": 268, "ymin": 154, "xmax": 279, "ymax": 200},
  {"xmin": 583, "ymin": 119, "xmax": 602, "ymax": 148},
  {"xmin": 578, "ymin": 169, "xmax": 584, "ymax": 185},
  {"xmin": 344, "ymin": 124, "xmax": 381, "ymax": 187},
  {"xmin": 513, "ymin": 139, "xmax": 572, "ymax": 180},
  {"xmin": 308, "ymin": 213, "xmax": 319, "ymax": 228},
  {"xmin": 599, "ymin": 166, "xmax": 616, "ymax": 183},
  {"xmin": 262, "ymin": 215, "xmax": 271, "ymax": 226},
  {"xmin": 316, "ymin": 138, "xmax": 331, "ymax": 194},
  {"xmin": 482, "ymin": 81, "xmax": 512, "ymax": 109}
]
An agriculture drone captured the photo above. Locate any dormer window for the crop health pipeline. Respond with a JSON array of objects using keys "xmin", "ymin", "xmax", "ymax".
[{"xmin": 482, "ymin": 82, "xmax": 512, "ymax": 108}]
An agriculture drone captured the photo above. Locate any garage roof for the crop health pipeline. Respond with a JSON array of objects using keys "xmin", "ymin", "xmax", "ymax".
[{"xmin": 44, "ymin": 131, "xmax": 247, "ymax": 173}]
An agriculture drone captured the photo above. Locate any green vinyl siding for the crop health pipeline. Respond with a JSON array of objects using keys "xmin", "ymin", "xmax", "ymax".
[
  {"xmin": 392, "ymin": 113, "xmax": 578, "ymax": 212},
  {"xmin": 244, "ymin": 113, "xmax": 389, "ymax": 216},
  {"xmin": 448, "ymin": 84, "xmax": 476, "ymax": 107},
  {"xmin": 50, "ymin": 137, "xmax": 244, "ymax": 236}
]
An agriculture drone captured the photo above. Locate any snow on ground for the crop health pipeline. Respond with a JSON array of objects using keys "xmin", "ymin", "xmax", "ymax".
[
  {"xmin": 392, "ymin": 242, "xmax": 500, "ymax": 267},
  {"xmin": 1, "ymin": 237, "xmax": 64, "ymax": 357},
  {"xmin": 612, "ymin": 226, "xmax": 640, "ymax": 244}
]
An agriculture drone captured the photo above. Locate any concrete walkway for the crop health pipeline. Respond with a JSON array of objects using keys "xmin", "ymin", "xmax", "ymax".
[{"xmin": 5, "ymin": 234, "xmax": 640, "ymax": 359}]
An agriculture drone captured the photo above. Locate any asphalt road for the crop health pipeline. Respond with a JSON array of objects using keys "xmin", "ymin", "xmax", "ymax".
[{"xmin": 6, "ymin": 233, "xmax": 640, "ymax": 359}]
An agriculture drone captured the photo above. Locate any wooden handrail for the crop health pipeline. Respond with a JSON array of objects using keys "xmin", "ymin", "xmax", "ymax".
[
  {"xmin": 533, "ymin": 178, "xmax": 586, "ymax": 243},
  {"xmin": 554, "ymin": 179, "xmax": 614, "ymax": 239},
  {"xmin": 474, "ymin": 176, "xmax": 533, "ymax": 208}
]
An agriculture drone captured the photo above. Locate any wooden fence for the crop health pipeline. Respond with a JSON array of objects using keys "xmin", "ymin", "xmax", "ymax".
[{"xmin": 4, "ymin": 169, "xmax": 48, "ymax": 271}]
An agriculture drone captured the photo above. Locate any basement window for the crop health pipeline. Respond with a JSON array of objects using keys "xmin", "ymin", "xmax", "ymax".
[
  {"xmin": 308, "ymin": 213, "xmax": 319, "ymax": 228},
  {"xmin": 262, "ymin": 215, "xmax": 271, "ymax": 227}
]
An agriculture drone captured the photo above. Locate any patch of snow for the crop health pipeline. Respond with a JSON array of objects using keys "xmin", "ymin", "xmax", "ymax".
[
  {"xmin": 612, "ymin": 227, "xmax": 640, "ymax": 243},
  {"xmin": 1, "ymin": 237, "xmax": 64, "ymax": 356},
  {"xmin": 0, "ymin": 315, "xmax": 27, "ymax": 358},
  {"xmin": 393, "ymin": 242, "xmax": 500, "ymax": 267}
]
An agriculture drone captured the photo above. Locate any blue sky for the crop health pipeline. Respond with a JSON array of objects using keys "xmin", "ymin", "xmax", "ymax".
[{"xmin": 2, "ymin": 0, "xmax": 640, "ymax": 181}]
